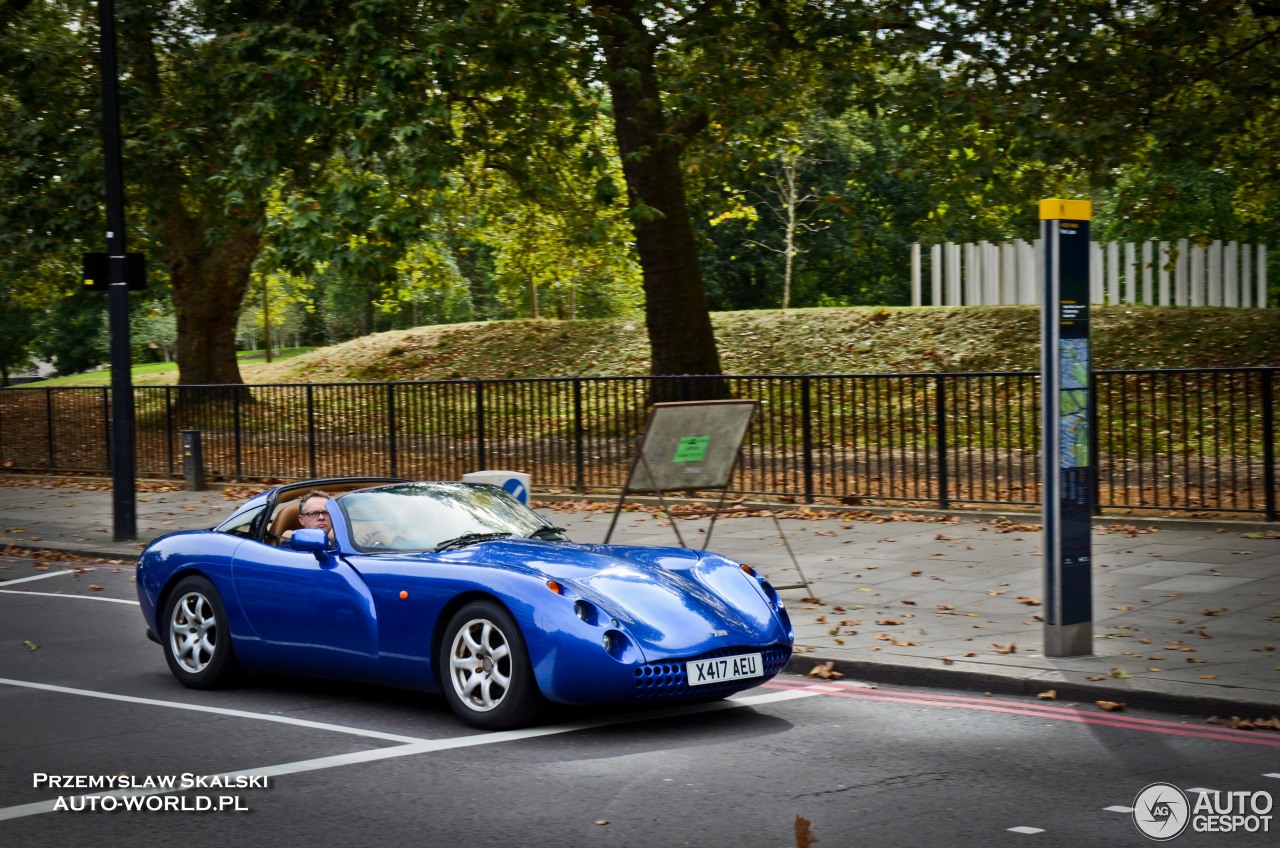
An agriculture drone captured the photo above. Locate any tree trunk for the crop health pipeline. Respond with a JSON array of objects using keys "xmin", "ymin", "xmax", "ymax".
[
  {"xmin": 592, "ymin": 0, "xmax": 723, "ymax": 380},
  {"xmin": 164, "ymin": 217, "xmax": 259, "ymax": 386}
]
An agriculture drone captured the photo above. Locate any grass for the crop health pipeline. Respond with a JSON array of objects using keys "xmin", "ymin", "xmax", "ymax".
[
  {"xmin": 29, "ymin": 347, "xmax": 316, "ymax": 387},
  {"xmin": 26, "ymin": 306, "xmax": 1280, "ymax": 386}
]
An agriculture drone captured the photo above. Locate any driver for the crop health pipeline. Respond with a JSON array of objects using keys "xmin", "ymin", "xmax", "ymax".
[{"xmin": 296, "ymin": 490, "xmax": 335, "ymax": 540}]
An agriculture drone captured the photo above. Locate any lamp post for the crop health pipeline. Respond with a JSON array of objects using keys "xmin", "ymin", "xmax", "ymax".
[{"xmin": 95, "ymin": 0, "xmax": 137, "ymax": 542}]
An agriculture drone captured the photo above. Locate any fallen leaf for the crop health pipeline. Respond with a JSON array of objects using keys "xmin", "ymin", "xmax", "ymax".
[
  {"xmin": 23, "ymin": 640, "xmax": 40, "ymax": 652},
  {"xmin": 1202, "ymin": 608, "xmax": 1228, "ymax": 616},
  {"xmin": 1096, "ymin": 700, "xmax": 1126, "ymax": 712},
  {"xmin": 794, "ymin": 815, "xmax": 818, "ymax": 848},
  {"xmin": 1037, "ymin": 690, "xmax": 1057, "ymax": 700},
  {"xmin": 992, "ymin": 643, "xmax": 1017, "ymax": 654},
  {"xmin": 1198, "ymin": 674, "xmax": 1218, "ymax": 679},
  {"xmin": 1110, "ymin": 668, "xmax": 1133, "ymax": 679},
  {"xmin": 876, "ymin": 618, "xmax": 904, "ymax": 626},
  {"xmin": 594, "ymin": 819, "xmax": 609, "ymax": 826},
  {"xmin": 89, "ymin": 584, "xmax": 103, "ymax": 591},
  {"xmin": 808, "ymin": 661, "xmax": 843, "ymax": 680}
]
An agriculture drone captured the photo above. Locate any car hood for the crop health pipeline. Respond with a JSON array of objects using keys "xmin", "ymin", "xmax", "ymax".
[{"xmin": 460, "ymin": 540, "xmax": 782, "ymax": 653}]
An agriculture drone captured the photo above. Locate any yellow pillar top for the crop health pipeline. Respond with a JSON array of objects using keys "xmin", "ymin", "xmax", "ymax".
[{"xmin": 1039, "ymin": 198, "xmax": 1092, "ymax": 221}]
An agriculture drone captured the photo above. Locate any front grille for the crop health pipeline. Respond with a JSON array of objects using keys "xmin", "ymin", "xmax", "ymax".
[{"xmin": 633, "ymin": 644, "xmax": 791, "ymax": 699}]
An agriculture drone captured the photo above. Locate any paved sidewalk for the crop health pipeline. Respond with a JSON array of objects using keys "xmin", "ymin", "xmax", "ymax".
[{"xmin": 1, "ymin": 479, "xmax": 1277, "ymax": 718}]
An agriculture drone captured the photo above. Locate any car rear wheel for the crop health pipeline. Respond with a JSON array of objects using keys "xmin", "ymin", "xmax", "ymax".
[
  {"xmin": 439, "ymin": 600, "xmax": 544, "ymax": 729},
  {"xmin": 162, "ymin": 575, "xmax": 242, "ymax": 689}
]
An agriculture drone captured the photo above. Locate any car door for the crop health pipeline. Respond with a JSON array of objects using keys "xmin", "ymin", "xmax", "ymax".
[{"xmin": 230, "ymin": 540, "xmax": 379, "ymax": 679}]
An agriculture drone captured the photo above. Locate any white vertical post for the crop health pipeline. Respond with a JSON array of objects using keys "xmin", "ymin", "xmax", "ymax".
[
  {"xmin": 1107, "ymin": 242, "xmax": 1120, "ymax": 304},
  {"xmin": 985, "ymin": 241, "xmax": 999, "ymax": 305},
  {"xmin": 931, "ymin": 243, "xmax": 942, "ymax": 307},
  {"xmin": 1090, "ymin": 242, "xmax": 1104, "ymax": 303},
  {"xmin": 1002, "ymin": 242, "xmax": 1017, "ymax": 304},
  {"xmin": 1176, "ymin": 238, "xmax": 1189, "ymax": 306},
  {"xmin": 1225, "ymin": 241, "xmax": 1238, "ymax": 307},
  {"xmin": 964, "ymin": 242, "xmax": 979, "ymax": 305},
  {"xmin": 1141, "ymin": 240, "xmax": 1154, "ymax": 305},
  {"xmin": 1033, "ymin": 238, "xmax": 1045, "ymax": 305},
  {"xmin": 1124, "ymin": 241, "xmax": 1137, "ymax": 304},
  {"xmin": 911, "ymin": 242, "xmax": 922, "ymax": 306},
  {"xmin": 1207, "ymin": 240, "xmax": 1222, "ymax": 306},
  {"xmin": 1259, "ymin": 245, "xmax": 1269, "ymax": 308},
  {"xmin": 948, "ymin": 242, "xmax": 962, "ymax": 306},
  {"xmin": 1158, "ymin": 241, "xmax": 1171, "ymax": 306},
  {"xmin": 1022, "ymin": 239, "xmax": 1038, "ymax": 304},
  {"xmin": 1241, "ymin": 244, "xmax": 1252, "ymax": 308},
  {"xmin": 1191, "ymin": 243, "xmax": 1205, "ymax": 306}
]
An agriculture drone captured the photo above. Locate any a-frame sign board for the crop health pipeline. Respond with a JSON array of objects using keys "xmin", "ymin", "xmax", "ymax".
[{"xmin": 603, "ymin": 400, "xmax": 811, "ymax": 592}]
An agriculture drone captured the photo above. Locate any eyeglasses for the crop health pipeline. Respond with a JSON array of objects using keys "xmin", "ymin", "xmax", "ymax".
[{"xmin": 300, "ymin": 511, "xmax": 329, "ymax": 518}]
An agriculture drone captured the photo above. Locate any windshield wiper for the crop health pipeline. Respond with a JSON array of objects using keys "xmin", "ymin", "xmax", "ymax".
[
  {"xmin": 433, "ymin": 531, "xmax": 512, "ymax": 553},
  {"xmin": 527, "ymin": 526, "xmax": 567, "ymax": 540}
]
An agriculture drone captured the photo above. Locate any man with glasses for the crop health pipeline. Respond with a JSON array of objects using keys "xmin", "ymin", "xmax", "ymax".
[{"xmin": 296, "ymin": 490, "xmax": 334, "ymax": 539}]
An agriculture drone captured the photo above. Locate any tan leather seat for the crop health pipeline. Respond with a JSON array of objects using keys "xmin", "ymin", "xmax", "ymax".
[{"xmin": 267, "ymin": 500, "xmax": 301, "ymax": 544}]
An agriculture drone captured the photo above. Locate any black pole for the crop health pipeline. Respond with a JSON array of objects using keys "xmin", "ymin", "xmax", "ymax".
[{"xmin": 97, "ymin": 0, "xmax": 137, "ymax": 541}]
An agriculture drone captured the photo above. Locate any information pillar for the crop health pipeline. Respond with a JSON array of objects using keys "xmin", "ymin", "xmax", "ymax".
[{"xmin": 1041, "ymin": 198, "xmax": 1094, "ymax": 657}]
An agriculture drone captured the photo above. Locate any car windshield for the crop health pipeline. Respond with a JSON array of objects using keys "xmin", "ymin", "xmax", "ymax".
[{"xmin": 336, "ymin": 482, "xmax": 550, "ymax": 553}]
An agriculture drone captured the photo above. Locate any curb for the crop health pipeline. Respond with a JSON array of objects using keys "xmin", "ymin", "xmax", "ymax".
[{"xmin": 783, "ymin": 654, "xmax": 1280, "ymax": 720}]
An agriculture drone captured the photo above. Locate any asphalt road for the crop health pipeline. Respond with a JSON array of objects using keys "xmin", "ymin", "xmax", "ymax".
[{"xmin": 2, "ymin": 558, "xmax": 1277, "ymax": 848}]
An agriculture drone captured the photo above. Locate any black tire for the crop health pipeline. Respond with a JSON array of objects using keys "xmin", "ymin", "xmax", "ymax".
[
  {"xmin": 438, "ymin": 600, "xmax": 544, "ymax": 730},
  {"xmin": 161, "ymin": 575, "xmax": 242, "ymax": 689}
]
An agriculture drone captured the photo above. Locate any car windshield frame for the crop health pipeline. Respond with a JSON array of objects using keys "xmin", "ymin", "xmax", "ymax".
[{"xmin": 334, "ymin": 482, "xmax": 551, "ymax": 554}]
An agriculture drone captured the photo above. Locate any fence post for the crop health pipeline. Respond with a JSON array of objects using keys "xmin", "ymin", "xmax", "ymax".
[
  {"xmin": 1263, "ymin": 369, "xmax": 1277, "ymax": 522},
  {"xmin": 474, "ymin": 379, "xmax": 487, "ymax": 471},
  {"xmin": 572, "ymin": 378, "xmax": 585, "ymax": 493},
  {"xmin": 934, "ymin": 374, "xmax": 949, "ymax": 509},
  {"xmin": 165, "ymin": 385, "xmax": 175, "ymax": 476},
  {"xmin": 800, "ymin": 376, "xmax": 814, "ymax": 504},
  {"xmin": 101, "ymin": 387, "xmax": 111, "ymax": 472},
  {"xmin": 306, "ymin": 384, "xmax": 317, "ymax": 477},
  {"xmin": 43, "ymin": 389, "xmax": 55, "ymax": 470},
  {"xmin": 233, "ymin": 387, "xmax": 243, "ymax": 480},
  {"xmin": 386, "ymin": 382, "xmax": 398, "ymax": 478}
]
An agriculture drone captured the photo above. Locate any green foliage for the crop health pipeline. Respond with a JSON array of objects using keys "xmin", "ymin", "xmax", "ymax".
[{"xmin": 32, "ymin": 290, "xmax": 108, "ymax": 376}]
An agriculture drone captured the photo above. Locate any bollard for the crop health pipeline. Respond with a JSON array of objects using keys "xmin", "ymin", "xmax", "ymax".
[{"xmin": 180, "ymin": 430, "xmax": 205, "ymax": 491}]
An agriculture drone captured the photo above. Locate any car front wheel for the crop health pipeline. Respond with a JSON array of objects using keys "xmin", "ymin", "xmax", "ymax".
[
  {"xmin": 439, "ymin": 600, "xmax": 544, "ymax": 729},
  {"xmin": 161, "ymin": 575, "xmax": 242, "ymax": 689}
]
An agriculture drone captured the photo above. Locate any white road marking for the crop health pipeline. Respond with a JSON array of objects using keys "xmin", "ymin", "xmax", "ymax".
[
  {"xmin": 1007, "ymin": 826, "xmax": 1045, "ymax": 834},
  {"xmin": 0, "ymin": 570, "xmax": 76, "ymax": 586},
  {"xmin": 0, "ymin": 677, "xmax": 431, "ymax": 744},
  {"xmin": 0, "ymin": 686, "xmax": 820, "ymax": 821},
  {"xmin": 0, "ymin": 589, "xmax": 137, "ymax": 605},
  {"xmin": 1104, "ymin": 805, "xmax": 1135, "ymax": 813},
  {"xmin": 1265, "ymin": 773, "xmax": 1280, "ymax": 779}
]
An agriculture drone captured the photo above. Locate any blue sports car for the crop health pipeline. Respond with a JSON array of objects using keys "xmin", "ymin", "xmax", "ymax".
[{"xmin": 136, "ymin": 478, "xmax": 794, "ymax": 729}]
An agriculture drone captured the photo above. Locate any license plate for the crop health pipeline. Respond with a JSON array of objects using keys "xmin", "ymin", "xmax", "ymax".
[{"xmin": 686, "ymin": 652, "xmax": 763, "ymax": 686}]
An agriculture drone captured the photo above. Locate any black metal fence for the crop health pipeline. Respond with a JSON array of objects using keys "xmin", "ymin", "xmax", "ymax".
[{"xmin": 1, "ymin": 368, "xmax": 1276, "ymax": 520}]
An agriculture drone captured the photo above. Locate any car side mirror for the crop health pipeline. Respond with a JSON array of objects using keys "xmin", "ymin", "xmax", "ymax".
[{"xmin": 290, "ymin": 528, "xmax": 329, "ymax": 553}]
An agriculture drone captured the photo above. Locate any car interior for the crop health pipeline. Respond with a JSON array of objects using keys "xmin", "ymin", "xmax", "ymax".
[{"xmin": 263, "ymin": 478, "xmax": 404, "ymax": 545}]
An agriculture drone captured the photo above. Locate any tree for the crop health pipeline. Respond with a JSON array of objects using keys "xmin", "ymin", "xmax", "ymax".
[{"xmin": 1, "ymin": 0, "xmax": 463, "ymax": 384}]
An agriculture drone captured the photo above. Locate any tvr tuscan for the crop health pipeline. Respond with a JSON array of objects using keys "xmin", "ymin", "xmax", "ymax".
[{"xmin": 136, "ymin": 479, "xmax": 794, "ymax": 728}]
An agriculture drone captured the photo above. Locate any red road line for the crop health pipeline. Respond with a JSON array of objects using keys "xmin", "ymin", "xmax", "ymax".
[{"xmin": 762, "ymin": 679, "xmax": 1280, "ymax": 748}]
